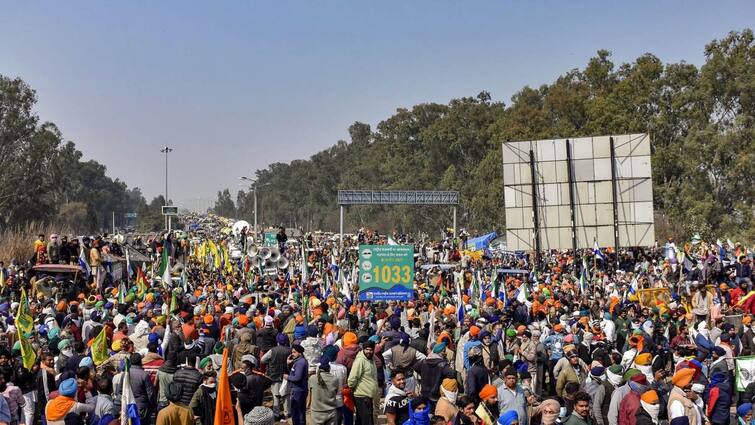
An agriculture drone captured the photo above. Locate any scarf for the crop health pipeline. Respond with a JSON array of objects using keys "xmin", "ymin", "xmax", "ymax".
[
  {"xmin": 45, "ymin": 396, "xmax": 76, "ymax": 421},
  {"xmin": 408, "ymin": 402, "xmax": 430, "ymax": 425},
  {"xmin": 606, "ymin": 369, "xmax": 623, "ymax": 386},
  {"xmin": 440, "ymin": 387, "xmax": 457, "ymax": 404},
  {"xmin": 640, "ymin": 401, "xmax": 659, "ymax": 424},
  {"xmin": 636, "ymin": 365, "xmax": 654, "ymax": 384}
]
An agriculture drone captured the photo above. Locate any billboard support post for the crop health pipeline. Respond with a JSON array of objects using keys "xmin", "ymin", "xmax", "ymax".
[
  {"xmin": 528, "ymin": 150, "xmax": 541, "ymax": 268},
  {"xmin": 339, "ymin": 205, "xmax": 344, "ymax": 251},
  {"xmin": 453, "ymin": 206, "xmax": 457, "ymax": 241},
  {"xmin": 565, "ymin": 139, "xmax": 578, "ymax": 253},
  {"xmin": 609, "ymin": 137, "xmax": 620, "ymax": 264}
]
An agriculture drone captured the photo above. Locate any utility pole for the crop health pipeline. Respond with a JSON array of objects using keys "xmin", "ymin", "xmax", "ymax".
[
  {"xmin": 161, "ymin": 146, "xmax": 173, "ymax": 230},
  {"xmin": 253, "ymin": 183, "xmax": 258, "ymax": 235}
]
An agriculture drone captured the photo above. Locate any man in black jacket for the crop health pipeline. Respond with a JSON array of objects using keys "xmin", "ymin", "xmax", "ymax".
[
  {"xmin": 122, "ymin": 353, "xmax": 156, "ymax": 424},
  {"xmin": 262, "ymin": 333, "xmax": 292, "ymax": 420},
  {"xmin": 256, "ymin": 316, "xmax": 279, "ymax": 354},
  {"xmin": 172, "ymin": 353, "xmax": 203, "ymax": 406},
  {"xmin": 415, "ymin": 342, "xmax": 456, "ymax": 405}
]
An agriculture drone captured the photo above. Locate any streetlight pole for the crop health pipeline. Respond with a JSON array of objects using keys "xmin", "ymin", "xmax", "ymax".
[
  {"xmin": 240, "ymin": 176, "xmax": 271, "ymax": 238},
  {"xmin": 253, "ymin": 183, "xmax": 258, "ymax": 235},
  {"xmin": 161, "ymin": 146, "xmax": 173, "ymax": 230}
]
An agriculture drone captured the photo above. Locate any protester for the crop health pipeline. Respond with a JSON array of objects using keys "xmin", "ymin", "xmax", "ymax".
[{"xmin": 0, "ymin": 217, "xmax": 748, "ymax": 425}]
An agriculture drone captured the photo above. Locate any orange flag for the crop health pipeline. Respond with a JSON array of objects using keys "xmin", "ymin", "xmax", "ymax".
[{"xmin": 214, "ymin": 348, "xmax": 234, "ymax": 425}]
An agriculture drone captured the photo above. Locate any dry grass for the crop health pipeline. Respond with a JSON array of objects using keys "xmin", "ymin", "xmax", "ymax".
[{"xmin": 0, "ymin": 223, "xmax": 73, "ymax": 264}]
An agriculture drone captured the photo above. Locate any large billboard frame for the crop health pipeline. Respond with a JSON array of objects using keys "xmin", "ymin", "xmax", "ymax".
[{"xmin": 502, "ymin": 134, "xmax": 654, "ymax": 259}]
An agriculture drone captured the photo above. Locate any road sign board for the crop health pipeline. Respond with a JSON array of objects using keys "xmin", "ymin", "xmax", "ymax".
[
  {"xmin": 358, "ymin": 244, "xmax": 414, "ymax": 301},
  {"xmin": 162, "ymin": 206, "xmax": 179, "ymax": 216}
]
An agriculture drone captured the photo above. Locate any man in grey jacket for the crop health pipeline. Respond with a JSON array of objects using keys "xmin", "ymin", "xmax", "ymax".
[{"xmin": 606, "ymin": 368, "xmax": 635, "ymax": 425}]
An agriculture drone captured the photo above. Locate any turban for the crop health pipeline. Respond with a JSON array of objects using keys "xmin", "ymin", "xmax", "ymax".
[
  {"xmin": 497, "ymin": 410, "xmax": 519, "ymax": 425},
  {"xmin": 59, "ymin": 378, "xmax": 77, "ymax": 397},
  {"xmin": 322, "ymin": 345, "xmax": 340, "ymax": 362},
  {"xmin": 671, "ymin": 368, "xmax": 695, "ymax": 388},
  {"xmin": 199, "ymin": 357, "xmax": 212, "ymax": 370},
  {"xmin": 292, "ymin": 344, "xmax": 305, "ymax": 354},
  {"xmin": 246, "ymin": 407, "xmax": 275, "ymax": 425},
  {"xmin": 469, "ymin": 326, "xmax": 480, "ymax": 337},
  {"xmin": 479, "ymin": 384, "xmax": 497, "ymax": 401},
  {"xmin": 713, "ymin": 346, "xmax": 726, "ymax": 356},
  {"xmin": 441, "ymin": 378, "xmax": 458, "ymax": 392},
  {"xmin": 640, "ymin": 390, "xmax": 659, "ymax": 404},
  {"xmin": 433, "ymin": 342, "xmax": 447, "ymax": 354},
  {"xmin": 58, "ymin": 339, "xmax": 71, "ymax": 351},
  {"xmin": 343, "ymin": 332, "xmax": 358, "ymax": 348},
  {"xmin": 623, "ymin": 368, "xmax": 641, "ymax": 381},
  {"xmin": 553, "ymin": 324, "xmax": 563, "ymax": 332},
  {"xmin": 630, "ymin": 373, "xmax": 648, "ymax": 385},
  {"xmin": 635, "ymin": 353, "xmax": 652, "ymax": 366},
  {"xmin": 738, "ymin": 403, "xmax": 753, "ymax": 418},
  {"xmin": 276, "ymin": 333, "xmax": 290, "ymax": 346}
]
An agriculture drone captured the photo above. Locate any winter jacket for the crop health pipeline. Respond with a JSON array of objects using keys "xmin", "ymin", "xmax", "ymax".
[
  {"xmin": 127, "ymin": 366, "xmax": 155, "ymax": 413},
  {"xmin": 264, "ymin": 345, "xmax": 291, "ymax": 382},
  {"xmin": 337, "ymin": 345, "xmax": 359, "ymax": 374},
  {"xmin": 706, "ymin": 376, "xmax": 732, "ymax": 425},
  {"xmin": 256, "ymin": 327, "xmax": 278, "ymax": 353},
  {"xmin": 347, "ymin": 351, "xmax": 378, "ymax": 399},
  {"xmin": 556, "ymin": 363, "xmax": 585, "ymax": 398},
  {"xmin": 172, "ymin": 367, "xmax": 203, "ymax": 406},
  {"xmin": 465, "ymin": 363, "xmax": 489, "ymax": 404},
  {"xmin": 634, "ymin": 408, "xmax": 655, "ymax": 425},
  {"xmin": 415, "ymin": 354, "xmax": 456, "ymax": 402}
]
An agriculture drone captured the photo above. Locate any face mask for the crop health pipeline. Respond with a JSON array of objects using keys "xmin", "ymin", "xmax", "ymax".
[
  {"xmin": 641, "ymin": 401, "xmax": 660, "ymax": 420},
  {"xmin": 542, "ymin": 412, "xmax": 559, "ymax": 425},
  {"xmin": 559, "ymin": 407, "xmax": 567, "ymax": 418},
  {"xmin": 440, "ymin": 387, "xmax": 457, "ymax": 404}
]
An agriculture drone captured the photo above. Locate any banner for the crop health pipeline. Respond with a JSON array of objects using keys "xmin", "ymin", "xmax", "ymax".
[
  {"xmin": 637, "ymin": 288, "xmax": 671, "ymax": 308},
  {"xmin": 264, "ymin": 232, "xmax": 277, "ymax": 247},
  {"xmin": 358, "ymin": 245, "xmax": 414, "ymax": 301},
  {"xmin": 736, "ymin": 356, "xmax": 755, "ymax": 391}
]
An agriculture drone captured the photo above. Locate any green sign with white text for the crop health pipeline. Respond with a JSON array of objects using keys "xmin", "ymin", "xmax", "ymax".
[{"xmin": 358, "ymin": 244, "xmax": 414, "ymax": 301}]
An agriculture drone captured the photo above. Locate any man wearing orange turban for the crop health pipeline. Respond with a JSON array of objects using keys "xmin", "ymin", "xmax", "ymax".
[
  {"xmin": 476, "ymin": 384, "xmax": 500, "ymax": 425},
  {"xmin": 668, "ymin": 368, "xmax": 699, "ymax": 425}
]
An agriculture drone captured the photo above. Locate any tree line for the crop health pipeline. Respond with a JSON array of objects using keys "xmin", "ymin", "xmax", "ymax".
[
  {"xmin": 218, "ymin": 29, "xmax": 754, "ymax": 242},
  {"xmin": 0, "ymin": 76, "xmax": 167, "ymax": 233}
]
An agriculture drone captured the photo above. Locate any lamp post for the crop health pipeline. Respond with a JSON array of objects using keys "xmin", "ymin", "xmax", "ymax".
[
  {"xmin": 161, "ymin": 146, "xmax": 173, "ymax": 230},
  {"xmin": 239, "ymin": 177, "xmax": 271, "ymax": 236}
]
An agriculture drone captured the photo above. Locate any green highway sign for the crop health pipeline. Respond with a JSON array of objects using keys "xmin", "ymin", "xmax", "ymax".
[{"xmin": 358, "ymin": 244, "xmax": 414, "ymax": 301}]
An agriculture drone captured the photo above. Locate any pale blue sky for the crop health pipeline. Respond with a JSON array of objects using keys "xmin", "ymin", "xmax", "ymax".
[{"xmin": 1, "ymin": 2, "xmax": 753, "ymax": 211}]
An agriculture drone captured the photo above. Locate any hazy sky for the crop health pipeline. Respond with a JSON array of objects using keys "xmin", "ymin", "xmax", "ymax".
[{"xmin": 2, "ymin": 2, "xmax": 753, "ymax": 211}]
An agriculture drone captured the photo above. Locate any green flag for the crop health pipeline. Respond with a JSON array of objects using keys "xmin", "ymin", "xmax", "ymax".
[
  {"xmin": 16, "ymin": 288, "xmax": 33, "ymax": 336},
  {"xmin": 17, "ymin": 329, "xmax": 36, "ymax": 371},
  {"xmin": 91, "ymin": 327, "xmax": 109, "ymax": 366}
]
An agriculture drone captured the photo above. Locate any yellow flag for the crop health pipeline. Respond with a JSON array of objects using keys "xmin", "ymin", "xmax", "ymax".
[
  {"xmin": 17, "ymin": 329, "xmax": 36, "ymax": 371},
  {"xmin": 91, "ymin": 327, "xmax": 109, "ymax": 366},
  {"xmin": 16, "ymin": 288, "xmax": 33, "ymax": 336}
]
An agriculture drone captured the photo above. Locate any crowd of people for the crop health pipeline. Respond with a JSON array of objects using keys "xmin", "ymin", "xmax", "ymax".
[{"xmin": 0, "ymin": 216, "xmax": 752, "ymax": 425}]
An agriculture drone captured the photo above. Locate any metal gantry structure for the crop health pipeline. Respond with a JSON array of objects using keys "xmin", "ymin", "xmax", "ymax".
[{"xmin": 336, "ymin": 190, "xmax": 460, "ymax": 249}]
